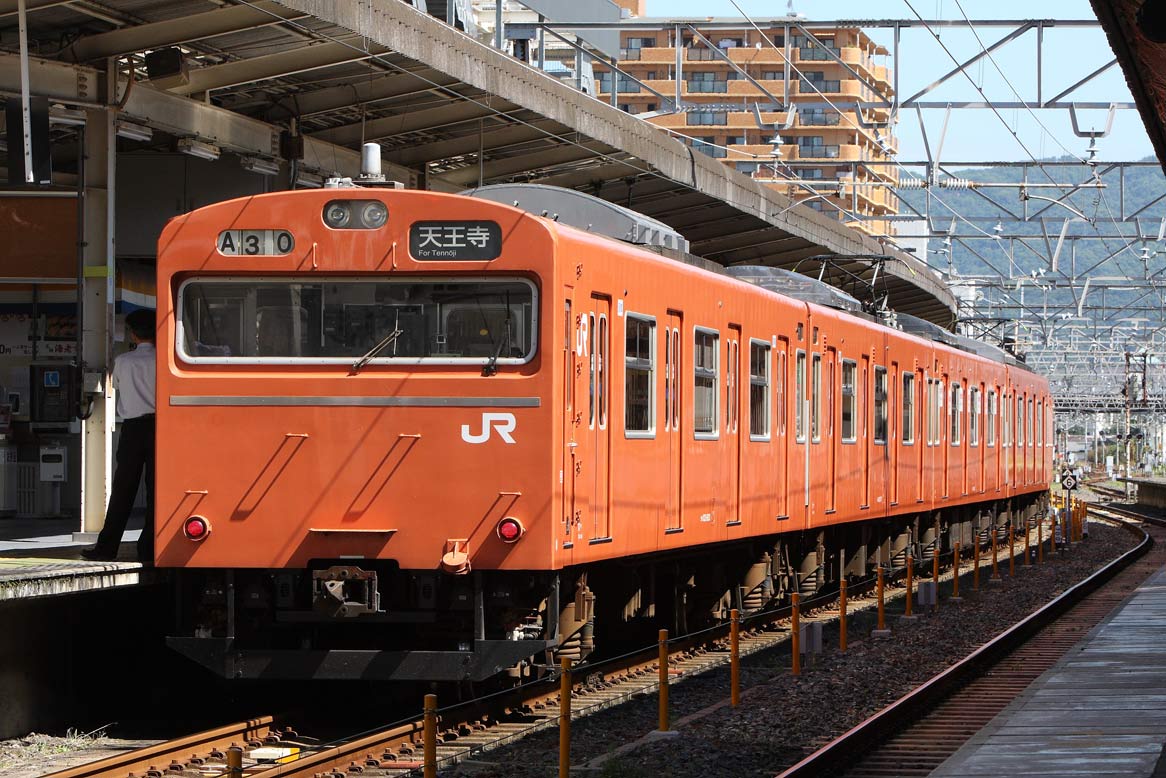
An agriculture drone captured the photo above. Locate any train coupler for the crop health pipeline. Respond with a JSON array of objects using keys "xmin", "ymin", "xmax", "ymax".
[{"xmin": 312, "ymin": 565, "xmax": 381, "ymax": 618}]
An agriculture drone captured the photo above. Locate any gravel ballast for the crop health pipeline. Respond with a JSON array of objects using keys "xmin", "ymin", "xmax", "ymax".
[{"xmin": 442, "ymin": 520, "xmax": 1140, "ymax": 778}]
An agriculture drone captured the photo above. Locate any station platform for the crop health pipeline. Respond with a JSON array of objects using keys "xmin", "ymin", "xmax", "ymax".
[
  {"xmin": 0, "ymin": 516, "xmax": 154, "ymax": 602},
  {"xmin": 1122, "ymin": 476, "xmax": 1164, "ymax": 508},
  {"xmin": 932, "ymin": 566, "xmax": 1166, "ymax": 777}
]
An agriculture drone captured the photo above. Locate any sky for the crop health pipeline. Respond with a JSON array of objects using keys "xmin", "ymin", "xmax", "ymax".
[{"xmin": 640, "ymin": 0, "xmax": 1153, "ymax": 166}]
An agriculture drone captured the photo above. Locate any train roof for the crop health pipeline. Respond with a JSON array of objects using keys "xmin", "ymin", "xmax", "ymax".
[
  {"xmin": 464, "ymin": 183, "xmax": 1035, "ymax": 375},
  {"xmin": 464, "ymin": 183, "xmax": 689, "ymax": 253}
]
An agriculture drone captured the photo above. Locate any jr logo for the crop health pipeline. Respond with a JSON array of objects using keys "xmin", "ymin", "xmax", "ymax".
[{"xmin": 461, "ymin": 412, "xmax": 517, "ymax": 444}]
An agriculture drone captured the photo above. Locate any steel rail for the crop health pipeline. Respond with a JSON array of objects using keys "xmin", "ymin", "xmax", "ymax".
[
  {"xmin": 775, "ymin": 508, "xmax": 1155, "ymax": 778},
  {"xmin": 52, "ymin": 513, "xmax": 1054, "ymax": 778},
  {"xmin": 46, "ymin": 717, "xmax": 279, "ymax": 778}
]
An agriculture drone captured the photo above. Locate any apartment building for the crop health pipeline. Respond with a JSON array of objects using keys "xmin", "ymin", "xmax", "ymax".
[{"xmin": 593, "ymin": 21, "xmax": 899, "ymax": 235}]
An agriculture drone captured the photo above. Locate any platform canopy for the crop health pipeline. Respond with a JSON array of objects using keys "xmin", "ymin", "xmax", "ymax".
[{"xmin": 0, "ymin": 0, "xmax": 955, "ymax": 324}]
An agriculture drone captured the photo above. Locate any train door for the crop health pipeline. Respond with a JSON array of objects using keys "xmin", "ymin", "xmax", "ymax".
[
  {"xmin": 861, "ymin": 354, "xmax": 871, "ymax": 508},
  {"xmin": 577, "ymin": 295, "xmax": 612, "ymax": 542},
  {"xmin": 917, "ymin": 368, "xmax": 925, "ymax": 501},
  {"xmin": 937, "ymin": 373, "xmax": 946, "ymax": 496},
  {"xmin": 961, "ymin": 379, "xmax": 969, "ymax": 496},
  {"xmin": 826, "ymin": 346, "xmax": 838, "ymax": 512},
  {"xmin": 978, "ymin": 382, "xmax": 986, "ymax": 493},
  {"xmin": 777, "ymin": 338, "xmax": 790, "ymax": 518},
  {"xmin": 1002, "ymin": 389, "xmax": 1011, "ymax": 489},
  {"xmin": 665, "ymin": 311, "xmax": 683, "ymax": 532},
  {"xmin": 890, "ymin": 362, "xmax": 899, "ymax": 506},
  {"xmin": 727, "ymin": 326, "xmax": 742, "ymax": 524},
  {"xmin": 562, "ymin": 297, "xmax": 577, "ymax": 558}
]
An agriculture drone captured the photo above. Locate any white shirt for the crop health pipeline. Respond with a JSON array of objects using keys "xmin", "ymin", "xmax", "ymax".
[{"xmin": 113, "ymin": 342, "xmax": 156, "ymax": 419}]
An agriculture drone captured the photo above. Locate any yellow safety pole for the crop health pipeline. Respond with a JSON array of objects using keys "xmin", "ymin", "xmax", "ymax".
[
  {"xmin": 839, "ymin": 580, "xmax": 848, "ymax": 652},
  {"xmin": 991, "ymin": 526, "xmax": 1000, "ymax": 579},
  {"xmin": 1038, "ymin": 516, "xmax": 1044, "ymax": 564},
  {"xmin": 904, "ymin": 553, "xmax": 914, "ymax": 617},
  {"xmin": 791, "ymin": 592, "xmax": 801, "ymax": 676},
  {"xmin": 952, "ymin": 541, "xmax": 961, "ymax": 599},
  {"xmin": 876, "ymin": 567, "xmax": 886, "ymax": 631},
  {"xmin": 423, "ymin": 694, "xmax": 437, "ymax": 778},
  {"xmin": 559, "ymin": 657, "xmax": 571, "ymax": 778},
  {"xmin": 657, "ymin": 629, "xmax": 669, "ymax": 732},
  {"xmin": 1024, "ymin": 518, "xmax": 1031, "ymax": 566},
  {"xmin": 226, "ymin": 747, "xmax": 242, "ymax": 778},
  {"xmin": 932, "ymin": 544, "xmax": 940, "ymax": 612},
  {"xmin": 730, "ymin": 608, "xmax": 740, "ymax": 707},
  {"xmin": 1008, "ymin": 526, "xmax": 1015, "ymax": 577},
  {"xmin": 973, "ymin": 531, "xmax": 981, "ymax": 590}
]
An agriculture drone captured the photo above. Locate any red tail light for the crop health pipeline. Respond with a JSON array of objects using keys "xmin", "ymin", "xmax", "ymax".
[
  {"xmin": 496, "ymin": 517, "xmax": 525, "ymax": 543},
  {"xmin": 183, "ymin": 515, "xmax": 211, "ymax": 541}
]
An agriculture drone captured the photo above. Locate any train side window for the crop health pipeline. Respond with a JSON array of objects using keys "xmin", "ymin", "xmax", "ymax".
[
  {"xmin": 776, "ymin": 344, "xmax": 787, "ymax": 436},
  {"xmin": 588, "ymin": 313, "xmax": 596, "ymax": 429},
  {"xmin": 987, "ymin": 390, "xmax": 997, "ymax": 446},
  {"xmin": 1016, "ymin": 395, "xmax": 1024, "ymax": 446},
  {"xmin": 726, "ymin": 338, "xmax": 739, "ymax": 434},
  {"xmin": 873, "ymin": 366, "xmax": 887, "ymax": 445},
  {"xmin": 969, "ymin": 386, "xmax": 980, "ymax": 446},
  {"xmin": 672, "ymin": 328, "xmax": 680, "ymax": 431},
  {"xmin": 811, "ymin": 353, "xmax": 822, "ymax": 442},
  {"xmin": 901, "ymin": 373, "xmax": 915, "ymax": 444},
  {"xmin": 694, "ymin": 328, "xmax": 719, "ymax": 439},
  {"xmin": 841, "ymin": 360, "xmax": 857, "ymax": 443},
  {"xmin": 598, "ymin": 314, "xmax": 608, "ymax": 430},
  {"xmin": 795, "ymin": 350, "xmax": 807, "ymax": 442},
  {"xmin": 950, "ymin": 382, "xmax": 962, "ymax": 445},
  {"xmin": 664, "ymin": 328, "xmax": 671, "ymax": 431},
  {"xmin": 930, "ymin": 378, "xmax": 938, "ymax": 446},
  {"xmin": 625, "ymin": 314, "xmax": 655, "ymax": 437},
  {"xmin": 749, "ymin": 340, "xmax": 770, "ymax": 440},
  {"xmin": 1028, "ymin": 398, "xmax": 1034, "ymax": 448},
  {"xmin": 1040, "ymin": 398, "xmax": 1049, "ymax": 447},
  {"xmin": 1003, "ymin": 393, "xmax": 1011, "ymax": 446}
]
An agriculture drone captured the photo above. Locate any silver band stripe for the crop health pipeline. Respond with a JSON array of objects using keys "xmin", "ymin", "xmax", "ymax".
[{"xmin": 170, "ymin": 396, "xmax": 541, "ymax": 407}]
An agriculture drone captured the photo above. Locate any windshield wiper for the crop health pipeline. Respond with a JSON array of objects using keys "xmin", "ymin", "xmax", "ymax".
[
  {"xmin": 350, "ymin": 327, "xmax": 403, "ymax": 374},
  {"xmin": 482, "ymin": 337, "xmax": 506, "ymax": 377},
  {"xmin": 482, "ymin": 292, "xmax": 513, "ymax": 377}
]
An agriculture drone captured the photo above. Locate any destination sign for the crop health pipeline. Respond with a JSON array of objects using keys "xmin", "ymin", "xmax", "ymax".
[{"xmin": 409, "ymin": 221, "xmax": 502, "ymax": 261}]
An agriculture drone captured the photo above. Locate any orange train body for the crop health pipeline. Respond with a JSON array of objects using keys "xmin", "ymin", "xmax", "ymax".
[{"xmin": 155, "ymin": 186, "xmax": 1053, "ymax": 680}]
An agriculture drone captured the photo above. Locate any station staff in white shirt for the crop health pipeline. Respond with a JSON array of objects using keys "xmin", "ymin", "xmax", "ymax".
[{"xmin": 82, "ymin": 309, "xmax": 156, "ymax": 562}]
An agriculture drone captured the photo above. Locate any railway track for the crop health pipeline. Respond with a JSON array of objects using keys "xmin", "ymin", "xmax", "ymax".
[
  {"xmin": 43, "ymin": 567, "xmax": 908, "ymax": 778},
  {"xmin": 53, "ymin": 516, "xmax": 1141, "ymax": 778},
  {"xmin": 777, "ymin": 507, "xmax": 1160, "ymax": 778}
]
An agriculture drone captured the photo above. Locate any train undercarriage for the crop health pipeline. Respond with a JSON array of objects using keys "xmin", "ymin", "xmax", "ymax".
[{"xmin": 168, "ymin": 494, "xmax": 1048, "ymax": 681}]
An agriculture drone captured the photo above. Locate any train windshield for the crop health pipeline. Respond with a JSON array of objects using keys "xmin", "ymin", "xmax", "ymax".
[{"xmin": 178, "ymin": 277, "xmax": 536, "ymax": 365}]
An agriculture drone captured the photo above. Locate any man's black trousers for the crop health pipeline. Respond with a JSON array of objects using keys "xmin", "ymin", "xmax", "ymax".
[{"xmin": 94, "ymin": 414, "xmax": 155, "ymax": 560}]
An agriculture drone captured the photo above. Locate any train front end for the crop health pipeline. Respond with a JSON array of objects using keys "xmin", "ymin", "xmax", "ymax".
[{"xmin": 155, "ymin": 187, "xmax": 561, "ymax": 681}]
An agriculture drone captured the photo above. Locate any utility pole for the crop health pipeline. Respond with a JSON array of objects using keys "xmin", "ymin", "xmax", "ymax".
[{"xmin": 1125, "ymin": 352, "xmax": 1133, "ymax": 500}]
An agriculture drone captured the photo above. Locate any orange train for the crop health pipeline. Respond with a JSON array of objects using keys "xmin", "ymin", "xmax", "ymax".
[{"xmin": 156, "ymin": 182, "xmax": 1052, "ymax": 681}]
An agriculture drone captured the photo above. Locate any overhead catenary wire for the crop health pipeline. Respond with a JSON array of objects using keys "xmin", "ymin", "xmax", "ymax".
[{"xmin": 904, "ymin": 0, "xmax": 1145, "ymax": 277}]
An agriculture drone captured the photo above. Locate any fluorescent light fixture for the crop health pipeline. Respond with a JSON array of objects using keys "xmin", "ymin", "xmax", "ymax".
[
  {"xmin": 177, "ymin": 137, "xmax": 221, "ymax": 161},
  {"xmin": 116, "ymin": 121, "xmax": 153, "ymax": 142},
  {"xmin": 49, "ymin": 106, "xmax": 86, "ymax": 126},
  {"xmin": 239, "ymin": 156, "xmax": 280, "ymax": 176},
  {"xmin": 293, "ymin": 170, "xmax": 325, "ymax": 188}
]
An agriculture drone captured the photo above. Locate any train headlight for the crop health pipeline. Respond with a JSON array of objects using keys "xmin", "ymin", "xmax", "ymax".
[
  {"xmin": 496, "ymin": 517, "xmax": 525, "ymax": 543},
  {"xmin": 359, "ymin": 201, "xmax": 388, "ymax": 229},
  {"xmin": 183, "ymin": 515, "xmax": 211, "ymax": 542},
  {"xmin": 323, "ymin": 201, "xmax": 352, "ymax": 228},
  {"xmin": 323, "ymin": 200, "xmax": 388, "ymax": 230}
]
